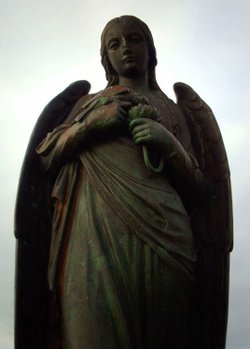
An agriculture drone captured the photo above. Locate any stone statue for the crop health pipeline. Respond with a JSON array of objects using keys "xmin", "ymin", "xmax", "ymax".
[{"xmin": 15, "ymin": 15, "xmax": 233, "ymax": 349}]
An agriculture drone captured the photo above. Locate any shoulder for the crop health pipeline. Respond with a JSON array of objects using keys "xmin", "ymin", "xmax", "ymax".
[{"xmin": 63, "ymin": 93, "xmax": 96, "ymax": 123}]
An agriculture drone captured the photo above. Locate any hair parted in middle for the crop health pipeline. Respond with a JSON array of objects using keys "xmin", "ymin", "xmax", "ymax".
[{"xmin": 100, "ymin": 15, "xmax": 160, "ymax": 90}]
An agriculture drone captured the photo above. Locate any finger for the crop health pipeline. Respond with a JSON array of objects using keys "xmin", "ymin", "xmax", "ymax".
[
  {"xmin": 112, "ymin": 95, "xmax": 133, "ymax": 104},
  {"xmin": 116, "ymin": 109, "xmax": 127, "ymax": 122},
  {"xmin": 132, "ymin": 129, "xmax": 149, "ymax": 141},
  {"xmin": 111, "ymin": 88, "xmax": 130, "ymax": 96},
  {"xmin": 141, "ymin": 105, "xmax": 157, "ymax": 119},
  {"xmin": 131, "ymin": 124, "xmax": 148, "ymax": 137},
  {"xmin": 119, "ymin": 101, "xmax": 133, "ymax": 111},
  {"xmin": 129, "ymin": 118, "xmax": 147, "ymax": 131},
  {"xmin": 138, "ymin": 105, "xmax": 151, "ymax": 118},
  {"xmin": 117, "ymin": 105, "xmax": 128, "ymax": 115},
  {"xmin": 134, "ymin": 134, "xmax": 152, "ymax": 145},
  {"xmin": 128, "ymin": 106, "xmax": 140, "ymax": 120}
]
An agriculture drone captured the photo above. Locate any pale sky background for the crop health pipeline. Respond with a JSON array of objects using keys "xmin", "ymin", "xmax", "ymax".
[{"xmin": 1, "ymin": 0, "xmax": 249, "ymax": 348}]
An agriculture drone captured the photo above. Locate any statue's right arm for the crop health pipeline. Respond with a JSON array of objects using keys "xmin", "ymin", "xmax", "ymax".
[
  {"xmin": 36, "ymin": 121, "xmax": 91, "ymax": 171},
  {"xmin": 35, "ymin": 94, "xmax": 94, "ymax": 171},
  {"xmin": 36, "ymin": 98, "xmax": 131, "ymax": 171}
]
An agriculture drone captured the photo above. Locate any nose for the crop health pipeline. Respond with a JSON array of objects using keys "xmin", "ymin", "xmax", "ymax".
[
  {"xmin": 121, "ymin": 37, "xmax": 128, "ymax": 47},
  {"xmin": 121, "ymin": 38, "xmax": 132, "ymax": 54}
]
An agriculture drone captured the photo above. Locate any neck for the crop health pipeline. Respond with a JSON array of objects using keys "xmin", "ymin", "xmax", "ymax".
[{"xmin": 118, "ymin": 74, "xmax": 150, "ymax": 95}]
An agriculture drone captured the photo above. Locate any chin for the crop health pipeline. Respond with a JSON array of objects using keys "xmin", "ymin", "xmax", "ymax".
[{"xmin": 121, "ymin": 66, "xmax": 145, "ymax": 78}]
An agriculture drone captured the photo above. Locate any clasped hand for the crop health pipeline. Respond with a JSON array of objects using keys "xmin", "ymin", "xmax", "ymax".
[
  {"xmin": 72, "ymin": 95, "xmax": 175, "ymax": 155},
  {"xmin": 84, "ymin": 100, "xmax": 132, "ymax": 132},
  {"xmin": 129, "ymin": 117, "xmax": 168, "ymax": 149}
]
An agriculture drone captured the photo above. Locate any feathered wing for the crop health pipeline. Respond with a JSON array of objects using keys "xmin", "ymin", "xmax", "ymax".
[
  {"xmin": 15, "ymin": 80, "xmax": 90, "ymax": 349},
  {"xmin": 174, "ymin": 82, "xmax": 233, "ymax": 349}
]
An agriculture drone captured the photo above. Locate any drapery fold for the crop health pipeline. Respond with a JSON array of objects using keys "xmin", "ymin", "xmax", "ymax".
[{"xmin": 47, "ymin": 136, "xmax": 195, "ymax": 292}]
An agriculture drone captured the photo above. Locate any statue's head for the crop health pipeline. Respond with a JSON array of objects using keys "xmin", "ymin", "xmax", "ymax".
[{"xmin": 101, "ymin": 15, "xmax": 159, "ymax": 89}]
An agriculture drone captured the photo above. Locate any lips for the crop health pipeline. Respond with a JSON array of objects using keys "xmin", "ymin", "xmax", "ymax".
[{"xmin": 122, "ymin": 55, "xmax": 136, "ymax": 63}]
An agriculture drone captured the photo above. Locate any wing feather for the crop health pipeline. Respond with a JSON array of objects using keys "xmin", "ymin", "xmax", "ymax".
[
  {"xmin": 174, "ymin": 82, "xmax": 233, "ymax": 349},
  {"xmin": 15, "ymin": 80, "xmax": 90, "ymax": 349}
]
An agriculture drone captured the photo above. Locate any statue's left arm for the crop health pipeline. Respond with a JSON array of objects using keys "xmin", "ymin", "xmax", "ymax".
[{"xmin": 129, "ymin": 117, "xmax": 208, "ymax": 199}]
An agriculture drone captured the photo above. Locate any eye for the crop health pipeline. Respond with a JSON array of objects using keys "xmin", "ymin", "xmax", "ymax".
[
  {"xmin": 109, "ymin": 40, "xmax": 120, "ymax": 50},
  {"xmin": 129, "ymin": 34, "xmax": 143, "ymax": 43}
]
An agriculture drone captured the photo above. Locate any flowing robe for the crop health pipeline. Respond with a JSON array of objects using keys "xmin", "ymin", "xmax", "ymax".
[{"xmin": 37, "ymin": 90, "xmax": 200, "ymax": 349}]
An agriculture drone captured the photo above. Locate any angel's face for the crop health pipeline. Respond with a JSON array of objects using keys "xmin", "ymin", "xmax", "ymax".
[{"xmin": 104, "ymin": 20, "xmax": 149, "ymax": 79}]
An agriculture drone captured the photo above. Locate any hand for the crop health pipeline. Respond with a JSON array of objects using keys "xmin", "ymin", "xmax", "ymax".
[
  {"xmin": 129, "ymin": 118, "xmax": 170, "ymax": 149},
  {"xmin": 128, "ymin": 103, "xmax": 160, "ymax": 122},
  {"xmin": 79, "ymin": 100, "xmax": 132, "ymax": 137}
]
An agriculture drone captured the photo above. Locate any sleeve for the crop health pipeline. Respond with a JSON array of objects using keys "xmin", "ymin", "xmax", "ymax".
[
  {"xmin": 166, "ymin": 136, "xmax": 211, "ymax": 203},
  {"xmin": 36, "ymin": 124, "xmax": 73, "ymax": 171},
  {"xmin": 36, "ymin": 94, "xmax": 94, "ymax": 172},
  {"xmin": 157, "ymin": 102, "xmax": 210, "ymax": 204}
]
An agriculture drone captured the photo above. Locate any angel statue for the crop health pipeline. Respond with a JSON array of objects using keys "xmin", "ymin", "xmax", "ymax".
[{"xmin": 15, "ymin": 15, "xmax": 233, "ymax": 349}]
